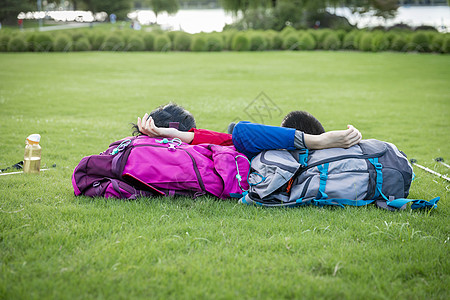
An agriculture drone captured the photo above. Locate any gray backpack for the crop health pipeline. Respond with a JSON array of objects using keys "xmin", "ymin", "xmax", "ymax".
[{"xmin": 240, "ymin": 139, "xmax": 439, "ymax": 210}]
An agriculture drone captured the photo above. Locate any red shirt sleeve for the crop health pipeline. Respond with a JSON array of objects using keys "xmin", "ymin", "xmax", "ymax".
[{"xmin": 188, "ymin": 128, "xmax": 233, "ymax": 146}]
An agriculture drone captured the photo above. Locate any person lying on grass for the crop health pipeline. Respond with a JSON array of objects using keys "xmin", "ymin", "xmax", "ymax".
[{"xmin": 132, "ymin": 104, "xmax": 362, "ymax": 158}]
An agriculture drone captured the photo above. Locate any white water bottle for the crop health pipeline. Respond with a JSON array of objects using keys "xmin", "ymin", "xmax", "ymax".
[{"xmin": 23, "ymin": 134, "xmax": 41, "ymax": 174}]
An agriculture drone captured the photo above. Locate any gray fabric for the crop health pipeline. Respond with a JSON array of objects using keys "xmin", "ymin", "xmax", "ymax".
[
  {"xmin": 245, "ymin": 139, "xmax": 413, "ymax": 209},
  {"xmin": 290, "ymin": 158, "xmax": 369, "ymax": 201},
  {"xmin": 248, "ymin": 150, "xmax": 300, "ymax": 199},
  {"xmin": 294, "ymin": 131, "xmax": 306, "ymax": 149}
]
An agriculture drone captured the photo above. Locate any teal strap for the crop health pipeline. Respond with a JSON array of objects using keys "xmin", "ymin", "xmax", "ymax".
[
  {"xmin": 316, "ymin": 163, "xmax": 329, "ymax": 199},
  {"xmin": 313, "ymin": 199, "xmax": 344, "ymax": 208},
  {"xmin": 327, "ymin": 198, "xmax": 375, "ymax": 207},
  {"xmin": 248, "ymin": 172, "xmax": 266, "ymax": 186},
  {"xmin": 230, "ymin": 193, "xmax": 244, "ymax": 198},
  {"xmin": 298, "ymin": 149, "xmax": 308, "ymax": 167},
  {"xmin": 389, "ymin": 197, "xmax": 440, "ymax": 210},
  {"xmin": 368, "ymin": 158, "xmax": 388, "ymax": 200}
]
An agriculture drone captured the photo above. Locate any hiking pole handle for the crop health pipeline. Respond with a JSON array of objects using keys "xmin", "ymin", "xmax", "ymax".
[{"xmin": 435, "ymin": 157, "xmax": 450, "ymax": 169}]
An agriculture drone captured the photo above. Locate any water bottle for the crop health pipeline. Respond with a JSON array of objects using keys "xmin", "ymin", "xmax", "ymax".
[{"xmin": 23, "ymin": 134, "xmax": 41, "ymax": 174}]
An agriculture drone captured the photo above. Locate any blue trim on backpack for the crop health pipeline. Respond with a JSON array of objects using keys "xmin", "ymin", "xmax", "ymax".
[
  {"xmin": 316, "ymin": 163, "xmax": 329, "ymax": 200},
  {"xmin": 387, "ymin": 197, "xmax": 440, "ymax": 210},
  {"xmin": 298, "ymin": 149, "xmax": 308, "ymax": 167},
  {"xmin": 368, "ymin": 157, "xmax": 390, "ymax": 201}
]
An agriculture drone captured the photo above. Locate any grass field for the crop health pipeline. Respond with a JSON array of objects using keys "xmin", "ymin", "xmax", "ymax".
[{"xmin": 0, "ymin": 51, "xmax": 449, "ymax": 299}]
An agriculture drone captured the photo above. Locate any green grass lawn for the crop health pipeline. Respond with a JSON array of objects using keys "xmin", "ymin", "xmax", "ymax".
[{"xmin": 0, "ymin": 51, "xmax": 449, "ymax": 299}]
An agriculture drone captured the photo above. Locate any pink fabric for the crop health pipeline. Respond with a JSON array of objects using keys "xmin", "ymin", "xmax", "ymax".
[{"xmin": 122, "ymin": 136, "xmax": 249, "ymax": 198}]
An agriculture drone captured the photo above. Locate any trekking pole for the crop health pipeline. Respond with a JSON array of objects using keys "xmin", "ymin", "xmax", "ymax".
[
  {"xmin": 410, "ymin": 159, "xmax": 450, "ymax": 182},
  {"xmin": 0, "ymin": 168, "xmax": 52, "ymax": 176},
  {"xmin": 435, "ymin": 157, "xmax": 450, "ymax": 169}
]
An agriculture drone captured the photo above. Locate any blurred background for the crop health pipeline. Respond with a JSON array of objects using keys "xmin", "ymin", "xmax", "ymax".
[{"xmin": 1, "ymin": 0, "xmax": 449, "ymax": 33}]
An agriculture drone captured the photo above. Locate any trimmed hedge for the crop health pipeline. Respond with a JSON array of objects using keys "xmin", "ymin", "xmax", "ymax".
[
  {"xmin": 0, "ymin": 28, "xmax": 448, "ymax": 54},
  {"xmin": 190, "ymin": 35, "xmax": 207, "ymax": 52},
  {"xmin": 206, "ymin": 34, "xmax": 223, "ymax": 51},
  {"xmin": 33, "ymin": 32, "xmax": 54, "ymax": 52},
  {"xmin": 127, "ymin": 36, "xmax": 145, "ymax": 51},
  {"xmin": 54, "ymin": 34, "xmax": 73, "ymax": 52},
  {"xmin": 298, "ymin": 33, "xmax": 316, "ymax": 50},
  {"xmin": 102, "ymin": 35, "xmax": 125, "ymax": 51},
  {"xmin": 74, "ymin": 38, "xmax": 91, "ymax": 51},
  {"xmin": 250, "ymin": 33, "xmax": 267, "ymax": 51},
  {"xmin": 154, "ymin": 34, "xmax": 172, "ymax": 52},
  {"xmin": 231, "ymin": 33, "xmax": 250, "ymax": 51},
  {"xmin": 282, "ymin": 33, "xmax": 300, "ymax": 50},
  {"xmin": 8, "ymin": 36, "xmax": 27, "ymax": 52},
  {"xmin": 322, "ymin": 32, "xmax": 341, "ymax": 50},
  {"xmin": 173, "ymin": 32, "xmax": 192, "ymax": 51}
]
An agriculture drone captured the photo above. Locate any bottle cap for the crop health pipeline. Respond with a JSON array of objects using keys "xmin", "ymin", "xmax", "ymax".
[{"xmin": 26, "ymin": 134, "xmax": 41, "ymax": 145}]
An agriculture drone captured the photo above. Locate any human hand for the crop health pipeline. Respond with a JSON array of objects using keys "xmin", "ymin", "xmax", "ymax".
[
  {"xmin": 137, "ymin": 113, "xmax": 163, "ymax": 137},
  {"xmin": 137, "ymin": 113, "xmax": 195, "ymax": 143},
  {"xmin": 323, "ymin": 125, "xmax": 362, "ymax": 148}
]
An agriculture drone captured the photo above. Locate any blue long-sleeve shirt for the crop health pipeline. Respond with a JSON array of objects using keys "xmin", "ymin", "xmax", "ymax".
[{"xmin": 232, "ymin": 121, "xmax": 305, "ymax": 158}]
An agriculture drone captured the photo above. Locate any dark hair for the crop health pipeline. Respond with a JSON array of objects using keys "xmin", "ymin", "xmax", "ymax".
[
  {"xmin": 131, "ymin": 103, "xmax": 196, "ymax": 136},
  {"xmin": 281, "ymin": 111, "xmax": 325, "ymax": 135}
]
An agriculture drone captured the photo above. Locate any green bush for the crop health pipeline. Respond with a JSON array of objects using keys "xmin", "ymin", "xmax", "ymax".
[
  {"xmin": 167, "ymin": 31, "xmax": 178, "ymax": 42},
  {"xmin": 90, "ymin": 33, "xmax": 106, "ymax": 51},
  {"xmin": 384, "ymin": 32, "xmax": 397, "ymax": 45},
  {"xmin": 322, "ymin": 32, "xmax": 341, "ymax": 50},
  {"xmin": 342, "ymin": 31, "xmax": 358, "ymax": 49},
  {"xmin": 127, "ymin": 36, "xmax": 145, "ymax": 51},
  {"xmin": 70, "ymin": 30, "xmax": 86, "ymax": 42},
  {"xmin": 33, "ymin": 32, "xmax": 54, "ymax": 52},
  {"xmin": 7, "ymin": 36, "xmax": 27, "ymax": 52},
  {"xmin": 282, "ymin": 33, "xmax": 300, "ymax": 50},
  {"xmin": 142, "ymin": 33, "xmax": 156, "ymax": 51},
  {"xmin": 190, "ymin": 35, "xmax": 207, "ymax": 52},
  {"xmin": 74, "ymin": 38, "xmax": 91, "ymax": 51},
  {"xmin": 391, "ymin": 35, "xmax": 408, "ymax": 52},
  {"xmin": 0, "ymin": 34, "xmax": 10, "ymax": 52},
  {"xmin": 206, "ymin": 35, "xmax": 223, "ymax": 51},
  {"xmin": 270, "ymin": 32, "xmax": 283, "ymax": 50},
  {"xmin": 154, "ymin": 35, "xmax": 172, "ymax": 52},
  {"xmin": 280, "ymin": 26, "xmax": 296, "ymax": 37},
  {"xmin": 24, "ymin": 33, "xmax": 35, "ymax": 51},
  {"xmin": 429, "ymin": 34, "xmax": 444, "ymax": 53},
  {"xmin": 53, "ymin": 34, "xmax": 73, "ymax": 52},
  {"xmin": 358, "ymin": 33, "xmax": 373, "ymax": 52},
  {"xmin": 231, "ymin": 33, "xmax": 250, "ymax": 51},
  {"xmin": 102, "ymin": 34, "xmax": 125, "ymax": 51},
  {"xmin": 298, "ymin": 32, "xmax": 316, "ymax": 50},
  {"xmin": 173, "ymin": 32, "xmax": 192, "ymax": 51},
  {"xmin": 316, "ymin": 29, "xmax": 333, "ymax": 49},
  {"xmin": 442, "ymin": 35, "xmax": 450, "ymax": 54},
  {"xmin": 250, "ymin": 33, "xmax": 267, "ymax": 51},
  {"xmin": 221, "ymin": 30, "xmax": 238, "ymax": 50},
  {"xmin": 411, "ymin": 31, "xmax": 430, "ymax": 52},
  {"xmin": 335, "ymin": 29, "xmax": 347, "ymax": 42},
  {"xmin": 371, "ymin": 32, "xmax": 390, "ymax": 52}
]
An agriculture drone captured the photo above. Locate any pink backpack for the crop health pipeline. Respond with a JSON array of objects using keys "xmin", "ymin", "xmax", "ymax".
[{"xmin": 72, "ymin": 136, "xmax": 250, "ymax": 200}]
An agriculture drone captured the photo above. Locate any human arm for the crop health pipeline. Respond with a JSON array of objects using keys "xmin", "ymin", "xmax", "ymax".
[
  {"xmin": 232, "ymin": 121, "xmax": 362, "ymax": 158},
  {"xmin": 137, "ymin": 113, "xmax": 194, "ymax": 143},
  {"xmin": 137, "ymin": 113, "xmax": 233, "ymax": 145},
  {"xmin": 304, "ymin": 125, "xmax": 362, "ymax": 149}
]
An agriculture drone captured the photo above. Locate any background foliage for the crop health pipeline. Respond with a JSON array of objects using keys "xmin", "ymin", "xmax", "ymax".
[{"xmin": 0, "ymin": 25, "xmax": 448, "ymax": 53}]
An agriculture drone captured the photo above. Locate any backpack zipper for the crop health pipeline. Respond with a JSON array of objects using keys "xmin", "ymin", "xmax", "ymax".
[{"xmin": 299, "ymin": 150, "xmax": 388, "ymax": 173}]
